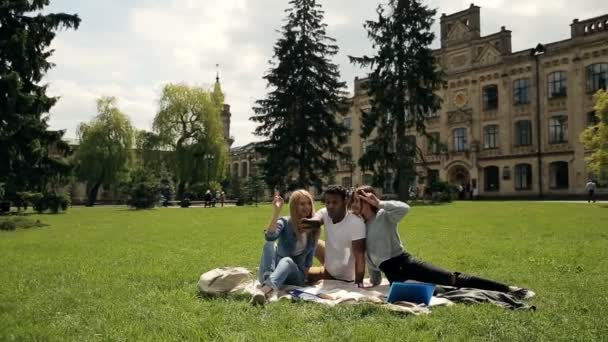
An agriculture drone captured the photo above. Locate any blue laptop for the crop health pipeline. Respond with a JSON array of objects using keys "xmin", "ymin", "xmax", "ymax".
[{"xmin": 386, "ymin": 282, "xmax": 436, "ymax": 305}]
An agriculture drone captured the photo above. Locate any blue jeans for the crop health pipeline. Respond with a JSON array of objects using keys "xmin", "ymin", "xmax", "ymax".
[{"xmin": 257, "ymin": 242, "xmax": 306, "ymax": 289}]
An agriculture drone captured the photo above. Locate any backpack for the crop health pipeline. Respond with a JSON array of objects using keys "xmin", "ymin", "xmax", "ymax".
[{"xmin": 197, "ymin": 267, "xmax": 252, "ymax": 296}]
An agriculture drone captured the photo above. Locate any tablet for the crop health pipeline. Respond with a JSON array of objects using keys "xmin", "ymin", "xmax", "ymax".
[{"xmin": 386, "ymin": 282, "xmax": 435, "ymax": 305}]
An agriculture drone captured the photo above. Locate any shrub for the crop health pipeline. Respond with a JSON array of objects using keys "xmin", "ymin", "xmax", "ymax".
[
  {"xmin": 45, "ymin": 193, "xmax": 70, "ymax": 214},
  {"xmin": 123, "ymin": 169, "xmax": 161, "ymax": 209},
  {"xmin": 428, "ymin": 181, "xmax": 459, "ymax": 203},
  {"xmin": 180, "ymin": 198, "xmax": 191, "ymax": 208},
  {"xmin": 0, "ymin": 217, "xmax": 47, "ymax": 231}
]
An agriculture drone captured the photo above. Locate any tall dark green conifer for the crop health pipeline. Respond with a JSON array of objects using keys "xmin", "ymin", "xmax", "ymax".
[
  {"xmin": 350, "ymin": 0, "xmax": 442, "ymax": 200},
  {"xmin": 0, "ymin": 1, "xmax": 81, "ymax": 198},
  {"xmin": 251, "ymin": 0, "xmax": 348, "ymax": 192}
]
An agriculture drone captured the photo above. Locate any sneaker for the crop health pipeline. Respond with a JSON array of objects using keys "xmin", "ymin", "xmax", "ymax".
[
  {"xmin": 509, "ymin": 286, "xmax": 536, "ymax": 300},
  {"xmin": 250, "ymin": 288, "xmax": 266, "ymax": 306}
]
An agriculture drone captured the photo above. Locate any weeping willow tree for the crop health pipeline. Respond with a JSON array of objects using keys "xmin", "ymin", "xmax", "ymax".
[
  {"xmin": 73, "ymin": 97, "xmax": 135, "ymax": 206},
  {"xmin": 153, "ymin": 82, "xmax": 227, "ymax": 199}
]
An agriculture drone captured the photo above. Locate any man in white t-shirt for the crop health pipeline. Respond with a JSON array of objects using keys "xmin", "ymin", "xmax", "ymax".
[{"xmin": 303, "ymin": 185, "xmax": 366, "ymax": 286}]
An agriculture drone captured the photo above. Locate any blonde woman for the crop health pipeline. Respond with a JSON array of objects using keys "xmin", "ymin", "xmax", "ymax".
[{"xmin": 251, "ymin": 190, "xmax": 319, "ymax": 305}]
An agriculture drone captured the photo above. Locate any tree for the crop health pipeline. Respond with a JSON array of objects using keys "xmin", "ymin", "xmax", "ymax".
[
  {"xmin": 153, "ymin": 83, "xmax": 227, "ymax": 199},
  {"xmin": 349, "ymin": 0, "xmax": 443, "ymax": 200},
  {"xmin": 135, "ymin": 130, "xmax": 165, "ymax": 173},
  {"xmin": 0, "ymin": 1, "xmax": 80, "ymax": 200},
  {"xmin": 580, "ymin": 89, "xmax": 608, "ymax": 181},
  {"xmin": 229, "ymin": 173, "xmax": 244, "ymax": 205},
  {"xmin": 122, "ymin": 168, "xmax": 161, "ymax": 210},
  {"xmin": 251, "ymin": 0, "xmax": 349, "ymax": 192},
  {"xmin": 73, "ymin": 97, "xmax": 135, "ymax": 206},
  {"xmin": 245, "ymin": 173, "xmax": 266, "ymax": 206}
]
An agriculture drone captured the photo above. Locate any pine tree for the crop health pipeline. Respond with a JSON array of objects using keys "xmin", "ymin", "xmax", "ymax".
[
  {"xmin": 251, "ymin": 0, "xmax": 349, "ymax": 192},
  {"xmin": 0, "ymin": 1, "xmax": 81, "ymax": 199},
  {"xmin": 350, "ymin": 0, "xmax": 443, "ymax": 200}
]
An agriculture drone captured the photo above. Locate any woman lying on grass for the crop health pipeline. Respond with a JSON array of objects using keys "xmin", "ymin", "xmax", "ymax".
[
  {"xmin": 351, "ymin": 185, "xmax": 534, "ymax": 299},
  {"xmin": 250, "ymin": 190, "xmax": 320, "ymax": 305}
]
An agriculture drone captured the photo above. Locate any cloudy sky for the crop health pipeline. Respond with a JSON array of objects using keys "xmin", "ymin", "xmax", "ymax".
[{"xmin": 44, "ymin": 0, "xmax": 604, "ymax": 146}]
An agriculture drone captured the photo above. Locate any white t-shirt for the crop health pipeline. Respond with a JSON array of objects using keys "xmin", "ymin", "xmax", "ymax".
[{"xmin": 318, "ymin": 208, "xmax": 366, "ymax": 281}]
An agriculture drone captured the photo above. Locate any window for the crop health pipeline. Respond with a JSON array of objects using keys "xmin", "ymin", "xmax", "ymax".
[
  {"xmin": 515, "ymin": 120, "xmax": 532, "ymax": 146},
  {"xmin": 587, "ymin": 111, "xmax": 599, "ymax": 126},
  {"xmin": 453, "ymin": 128, "xmax": 467, "ymax": 152},
  {"xmin": 341, "ymin": 177, "xmax": 352, "ymax": 188},
  {"xmin": 549, "ymin": 115, "xmax": 568, "ymax": 143},
  {"xmin": 241, "ymin": 162, "xmax": 248, "ymax": 178},
  {"xmin": 427, "ymin": 132, "xmax": 440, "ymax": 154},
  {"xmin": 232, "ymin": 163, "xmax": 239, "ymax": 177},
  {"xmin": 548, "ymin": 71, "xmax": 567, "ymax": 98},
  {"xmin": 549, "ymin": 161, "xmax": 569, "ymax": 189},
  {"xmin": 484, "ymin": 166, "xmax": 500, "ymax": 191},
  {"xmin": 513, "ymin": 78, "xmax": 530, "ymax": 105},
  {"xmin": 483, "ymin": 125, "xmax": 499, "ymax": 149},
  {"xmin": 586, "ymin": 63, "xmax": 608, "ymax": 93},
  {"xmin": 342, "ymin": 117, "xmax": 352, "ymax": 129},
  {"xmin": 483, "ymin": 85, "xmax": 498, "ymax": 110},
  {"xmin": 515, "ymin": 164, "xmax": 532, "ymax": 190},
  {"xmin": 341, "ymin": 146, "xmax": 352, "ymax": 168}
]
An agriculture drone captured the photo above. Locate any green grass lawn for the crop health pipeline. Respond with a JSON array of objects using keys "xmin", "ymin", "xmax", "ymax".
[{"xmin": 1, "ymin": 202, "xmax": 607, "ymax": 341}]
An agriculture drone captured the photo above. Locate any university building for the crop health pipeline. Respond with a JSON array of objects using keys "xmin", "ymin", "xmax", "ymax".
[{"xmin": 334, "ymin": 5, "xmax": 608, "ymax": 198}]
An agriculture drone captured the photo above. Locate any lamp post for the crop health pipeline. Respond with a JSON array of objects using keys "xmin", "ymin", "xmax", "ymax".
[
  {"xmin": 204, "ymin": 153, "xmax": 214, "ymax": 187},
  {"xmin": 532, "ymin": 43, "xmax": 545, "ymax": 198}
]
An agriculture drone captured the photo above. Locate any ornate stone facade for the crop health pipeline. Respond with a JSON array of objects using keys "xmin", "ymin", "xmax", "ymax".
[{"xmin": 337, "ymin": 5, "xmax": 608, "ymax": 197}]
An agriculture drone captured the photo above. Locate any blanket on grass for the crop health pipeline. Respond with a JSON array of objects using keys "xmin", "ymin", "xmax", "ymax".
[{"xmin": 198, "ymin": 267, "xmax": 535, "ymax": 315}]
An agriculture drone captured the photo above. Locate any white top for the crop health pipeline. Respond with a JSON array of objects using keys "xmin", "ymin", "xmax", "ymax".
[
  {"xmin": 293, "ymin": 232, "xmax": 308, "ymax": 255},
  {"xmin": 586, "ymin": 182, "xmax": 597, "ymax": 191},
  {"xmin": 317, "ymin": 208, "xmax": 366, "ymax": 281}
]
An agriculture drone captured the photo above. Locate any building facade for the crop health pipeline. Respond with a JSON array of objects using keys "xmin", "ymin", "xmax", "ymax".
[{"xmin": 336, "ymin": 5, "xmax": 608, "ymax": 198}]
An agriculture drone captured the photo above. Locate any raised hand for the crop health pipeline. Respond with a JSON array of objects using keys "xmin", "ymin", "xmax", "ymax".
[
  {"xmin": 358, "ymin": 192, "xmax": 380, "ymax": 209},
  {"xmin": 272, "ymin": 192, "xmax": 284, "ymax": 212}
]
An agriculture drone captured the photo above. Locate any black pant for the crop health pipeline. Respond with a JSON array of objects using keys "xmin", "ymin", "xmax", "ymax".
[
  {"xmin": 588, "ymin": 190, "xmax": 596, "ymax": 203},
  {"xmin": 379, "ymin": 253, "xmax": 510, "ymax": 293}
]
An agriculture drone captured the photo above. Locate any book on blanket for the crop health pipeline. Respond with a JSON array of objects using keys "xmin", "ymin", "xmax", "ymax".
[{"xmin": 387, "ymin": 282, "xmax": 435, "ymax": 305}]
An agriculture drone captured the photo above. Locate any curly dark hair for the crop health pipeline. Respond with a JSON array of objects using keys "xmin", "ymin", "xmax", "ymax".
[{"xmin": 324, "ymin": 185, "xmax": 349, "ymax": 200}]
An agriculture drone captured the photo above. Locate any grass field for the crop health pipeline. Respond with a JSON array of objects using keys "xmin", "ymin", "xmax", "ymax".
[{"xmin": 1, "ymin": 202, "xmax": 607, "ymax": 341}]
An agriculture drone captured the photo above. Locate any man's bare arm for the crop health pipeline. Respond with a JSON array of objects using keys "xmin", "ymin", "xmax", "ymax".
[{"xmin": 352, "ymin": 238, "xmax": 366, "ymax": 287}]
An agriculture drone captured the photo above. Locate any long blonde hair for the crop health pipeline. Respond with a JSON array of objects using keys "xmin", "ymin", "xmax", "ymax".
[{"xmin": 289, "ymin": 189, "xmax": 315, "ymax": 235}]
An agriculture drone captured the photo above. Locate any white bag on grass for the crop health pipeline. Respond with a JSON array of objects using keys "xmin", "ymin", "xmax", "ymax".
[{"xmin": 198, "ymin": 267, "xmax": 252, "ymax": 296}]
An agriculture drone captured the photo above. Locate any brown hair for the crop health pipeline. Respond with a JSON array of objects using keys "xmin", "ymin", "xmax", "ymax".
[{"xmin": 354, "ymin": 185, "xmax": 379, "ymax": 214}]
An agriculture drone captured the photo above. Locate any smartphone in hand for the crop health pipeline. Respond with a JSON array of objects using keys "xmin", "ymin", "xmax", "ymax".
[{"xmin": 301, "ymin": 218, "xmax": 322, "ymax": 230}]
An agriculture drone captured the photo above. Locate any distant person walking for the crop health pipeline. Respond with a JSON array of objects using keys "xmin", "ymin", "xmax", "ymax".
[
  {"xmin": 585, "ymin": 180, "xmax": 597, "ymax": 203},
  {"xmin": 204, "ymin": 190, "xmax": 213, "ymax": 207}
]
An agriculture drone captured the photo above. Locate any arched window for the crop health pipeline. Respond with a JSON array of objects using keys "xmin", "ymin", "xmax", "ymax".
[
  {"xmin": 483, "ymin": 125, "xmax": 499, "ymax": 149},
  {"xmin": 586, "ymin": 63, "xmax": 608, "ymax": 93},
  {"xmin": 548, "ymin": 71, "xmax": 567, "ymax": 98}
]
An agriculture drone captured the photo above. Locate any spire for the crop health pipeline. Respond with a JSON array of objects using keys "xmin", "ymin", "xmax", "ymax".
[{"xmin": 212, "ymin": 63, "xmax": 225, "ymax": 108}]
